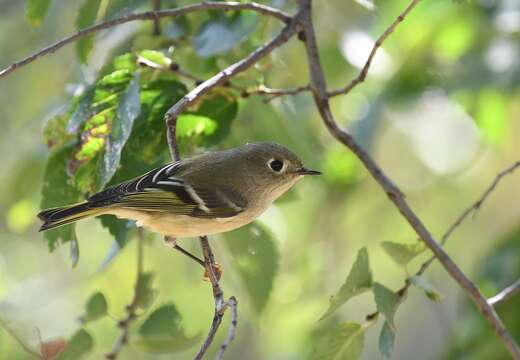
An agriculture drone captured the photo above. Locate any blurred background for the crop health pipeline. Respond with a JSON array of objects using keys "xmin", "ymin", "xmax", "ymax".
[{"xmin": 0, "ymin": 0, "xmax": 519, "ymax": 359}]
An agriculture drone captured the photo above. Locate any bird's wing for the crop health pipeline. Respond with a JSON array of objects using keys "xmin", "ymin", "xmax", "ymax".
[{"xmin": 88, "ymin": 162, "xmax": 246, "ymax": 218}]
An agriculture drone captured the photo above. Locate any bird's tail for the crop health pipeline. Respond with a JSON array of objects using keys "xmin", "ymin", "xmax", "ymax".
[{"xmin": 38, "ymin": 202, "xmax": 103, "ymax": 231}]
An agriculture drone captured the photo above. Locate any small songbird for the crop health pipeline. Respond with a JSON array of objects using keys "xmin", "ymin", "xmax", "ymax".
[{"xmin": 38, "ymin": 142, "xmax": 320, "ymax": 237}]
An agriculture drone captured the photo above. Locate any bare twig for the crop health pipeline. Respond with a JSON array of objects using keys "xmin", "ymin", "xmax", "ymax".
[
  {"xmin": 151, "ymin": 0, "xmax": 161, "ymax": 36},
  {"xmin": 0, "ymin": 1, "xmax": 291, "ymax": 79},
  {"xmin": 246, "ymin": 84, "xmax": 311, "ymax": 102},
  {"xmin": 0, "ymin": 318, "xmax": 42, "ymax": 359},
  {"xmin": 489, "ymin": 279, "xmax": 520, "ymax": 307},
  {"xmin": 105, "ymin": 229, "xmax": 145, "ymax": 360},
  {"xmin": 327, "ymin": 0, "xmax": 421, "ymax": 98},
  {"xmin": 365, "ymin": 160, "xmax": 520, "ymax": 320},
  {"xmin": 415, "ymin": 161, "xmax": 520, "ymax": 277},
  {"xmin": 298, "ymin": 0, "xmax": 520, "ymax": 358},
  {"xmin": 215, "ymin": 296, "xmax": 238, "ymax": 360}
]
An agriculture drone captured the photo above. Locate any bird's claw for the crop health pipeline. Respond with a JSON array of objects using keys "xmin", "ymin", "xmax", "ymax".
[{"xmin": 203, "ymin": 262, "xmax": 222, "ymax": 282}]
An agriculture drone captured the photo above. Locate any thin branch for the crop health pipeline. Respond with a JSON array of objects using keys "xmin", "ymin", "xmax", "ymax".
[
  {"xmin": 138, "ymin": 54, "xmax": 308, "ymax": 102},
  {"xmin": 0, "ymin": 318, "xmax": 42, "ymax": 359},
  {"xmin": 105, "ymin": 229, "xmax": 145, "ymax": 360},
  {"xmin": 151, "ymin": 0, "xmax": 161, "ymax": 36},
  {"xmin": 298, "ymin": 0, "xmax": 520, "ymax": 358},
  {"xmin": 416, "ymin": 161, "xmax": 520, "ymax": 276},
  {"xmin": 194, "ymin": 236, "xmax": 225, "ymax": 360},
  {"xmin": 366, "ymin": 160, "xmax": 520, "ymax": 320},
  {"xmin": 489, "ymin": 279, "xmax": 520, "ymax": 307},
  {"xmin": 245, "ymin": 84, "xmax": 310, "ymax": 102},
  {"xmin": 0, "ymin": 1, "xmax": 291, "ymax": 79},
  {"xmin": 164, "ymin": 19, "xmax": 300, "ymax": 123},
  {"xmin": 327, "ymin": 0, "xmax": 421, "ymax": 98},
  {"xmin": 215, "ymin": 296, "xmax": 238, "ymax": 360}
]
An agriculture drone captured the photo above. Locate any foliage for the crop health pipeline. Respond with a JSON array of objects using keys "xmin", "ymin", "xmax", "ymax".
[
  {"xmin": 223, "ymin": 222, "xmax": 279, "ymax": 314},
  {"xmin": 0, "ymin": 0, "xmax": 519, "ymax": 359},
  {"xmin": 321, "ymin": 247, "xmax": 372, "ymax": 319}
]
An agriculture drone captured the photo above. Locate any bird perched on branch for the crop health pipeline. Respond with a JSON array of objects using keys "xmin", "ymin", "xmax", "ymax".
[{"xmin": 38, "ymin": 142, "xmax": 320, "ymax": 237}]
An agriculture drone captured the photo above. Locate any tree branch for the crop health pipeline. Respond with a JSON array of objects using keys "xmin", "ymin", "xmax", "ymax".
[
  {"xmin": 327, "ymin": 0, "xmax": 421, "ymax": 98},
  {"xmin": 0, "ymin": 317, "xmax": 42, "ymax": 359},
  {"xmin": 297, "ymin": 0, "xmax": 520, "ymax": 358},
  {"xmin": 105, "ymin": 229, "xmax": 145, "ymax": 360},
  {"xmin": 489, "ymin": 279, "xmax": 520, "ymax": 307},
  {"xmin": 414, "ymin": 161, "xmax": 520, "ymax": 279},
  {"xmin": 164, "ymin": 19, "xmax": 300, "ymax": 123},
  {"xmin": 0, "ymin": 1, "xmax": 291, "ymax": 79},
  {"xmin": 151, "ymin": 0, "xmax": 162, "ymax": 36},
  {"xmin": 365, "ymin": 159, "xmax": 520, "ymax": 320}
]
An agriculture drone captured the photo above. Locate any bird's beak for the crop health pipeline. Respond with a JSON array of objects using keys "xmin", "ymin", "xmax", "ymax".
[{"xmin": 297, "ymin": 167, "xmax": 322, "ymax": 176}]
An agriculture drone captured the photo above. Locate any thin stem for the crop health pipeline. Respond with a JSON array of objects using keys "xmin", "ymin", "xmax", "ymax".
[
  {"xmin": 151, "ymin": 0, "xmax": 161, "ymax": 36},
  {"xmin": 105, "ymin": 229, "xmax": 145, "ymax": 360},
  {"xmin": 327, "ymin": 0, "xmax": 421, "ymax": 98},
  {"xmin": 0, "ymin": 2, "xmax": 291, "ymax": 79},
  {"xmin": 216, "ymin": 296, "xmax": 238, "ymax": 360},
  {"xmin": 0, "ymin": 318, "xmax": 42, "ymax": 359},
  {"xmin": 298, "ymin": 0, "xmax": 520, "ymax": 358},
  {"xmin": 489, "ymin": 279, "xmax": 520, "ymax": 307}
]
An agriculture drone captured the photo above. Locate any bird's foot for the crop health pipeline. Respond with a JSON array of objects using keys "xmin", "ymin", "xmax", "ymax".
[{"xmin": 203, "ymin": 262, "xmax": 222, "ymax": 282}]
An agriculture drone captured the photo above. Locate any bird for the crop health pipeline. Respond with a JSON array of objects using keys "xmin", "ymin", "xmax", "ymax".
[{"xmin": 38, "ymin": 142, "xmax": 321, "ymax": 238}]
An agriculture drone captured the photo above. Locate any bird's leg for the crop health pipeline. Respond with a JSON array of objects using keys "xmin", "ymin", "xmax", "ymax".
[
  {"xmin": 164, "ymin": 236, "xmax": 222, "ymax": 280},
  {"xmin": 165, "ymin": 236, "xmax": 205, "ymax": 266}
]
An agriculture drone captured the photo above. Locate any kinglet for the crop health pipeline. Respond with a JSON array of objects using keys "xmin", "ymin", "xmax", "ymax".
[{"xmin": 38, "ymin": 142, "xmax": 320, "ymax": 237}]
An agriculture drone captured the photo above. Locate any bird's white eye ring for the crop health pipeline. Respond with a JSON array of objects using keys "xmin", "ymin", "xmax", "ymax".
[{"xmin": 268, "ymin": 158, "xmax": 285, "ymax": 173}]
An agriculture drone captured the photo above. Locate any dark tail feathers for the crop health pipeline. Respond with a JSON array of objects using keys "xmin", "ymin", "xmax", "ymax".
[{"xmin": 38, "ymin": 202, "xmax": 102, "ymax": 231}]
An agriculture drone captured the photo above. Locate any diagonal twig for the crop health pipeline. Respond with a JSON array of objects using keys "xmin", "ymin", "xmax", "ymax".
[
  {"xmin": 0, "ymin": 317, "xmax": 42, "ymax": 359},
  {"xmin": 365, "ymin": 160, "xmax": 520, "ymax": 320},
  {"xmin": 105, "ymin": 229, "xmax": 145, "ymax": 359},
  {"xmin": 297, "ymin": 0, "xmax": 520, "ymax": 358},
  {"xmin": 0, "ymin": 1, "xmax": 291, "ymax": 79},
  {"xmin": 416, "ymin": 161, "xmax": 520, "ymax": 277},
  {"xmin": 327, "ymin": 0, "xmax": 421, "ymax": 98},
  {"xmin": 489, "ymin": 279, "xmax": 520, "ymax": 307}
]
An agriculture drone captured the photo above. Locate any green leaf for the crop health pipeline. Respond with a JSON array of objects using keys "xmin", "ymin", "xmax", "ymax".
[
  {"xmin": 136, "ymin": 304, "xmax": 200, "ymax": 354},
  {"xmin": 223, "ymin": 222, "xmax": 279, "ymax": 313},
  {"xmin": 137, "ymin": 50, "xmax": 172, "ymax": 68},
  {"xmin": 67, "ymin": 87, "xmax": 95, "ymax": 134},
  {"xmin": 41, "ymin": 145, "xmax": 82, "ymax": 251},
  {"xmin": 321, "ymin": 247, "xmax": 372, "ymax": 319},
  {"xmin": 75, "ymin": 0, "xmax": 101, "ymax": 63},
  {"xmin": 378, "ymin": 320, "xmax": 395, "ymax": 358},
  {"xmin": 43, "ymin": 113, "xmax": 75, "ymax": 149},
  {"xmin": 381, "ymin": 241, "xmax": 426, "ymax": 267},
  {"xmin": 139, "ymin": 304, "xmax": 181, "ymax": 337},
  {"xmin": 56, "ymin": 329, "xmax": 94, "ymax": 360},
  {"xmin": 193, "ymin": 12, "xmax": 258, "ymax": 57},
  {"xmin": 177, "ymin": 114, "xmax": 218, "ymax": 139},
  {"xmin": 190, "ymin": 91, "xmax": 238, "ymax": 146},
  {"xmin": 308, "ymin": 322, "xmax": 367, "ymax": 360},
  {"xmin": 134, "ymin": 332, "xmax": 201, "ymax": 354},
  {"xmin": 26, "ymin": 0, "xmax": 52, "ymax": 26},
  {"xmin": 100, "ymin": 74, "xmax": 141, "ymax": 188},
  {"xmin": 373, "ymin": 283, "xmax": 400, "ymax": 327},
  {"xmin": 80, "ymin": 292, "xmax": 108, "ymax": 323},
  {"xmin": 135, "ymin": 272, "xmax": 156, "ymax": 309},
  {"xmin": 410, "ymin": 275, "xmax": 443, "ymax": 302},
  {"xmin": 99, "ymin": 215, "xmax": 132, "ymax": 248}
]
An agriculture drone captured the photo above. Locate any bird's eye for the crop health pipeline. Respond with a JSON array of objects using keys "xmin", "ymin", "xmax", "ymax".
[{"xmin": 268, "ymin": 159, "xmax": 284, "ymax": 172}]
